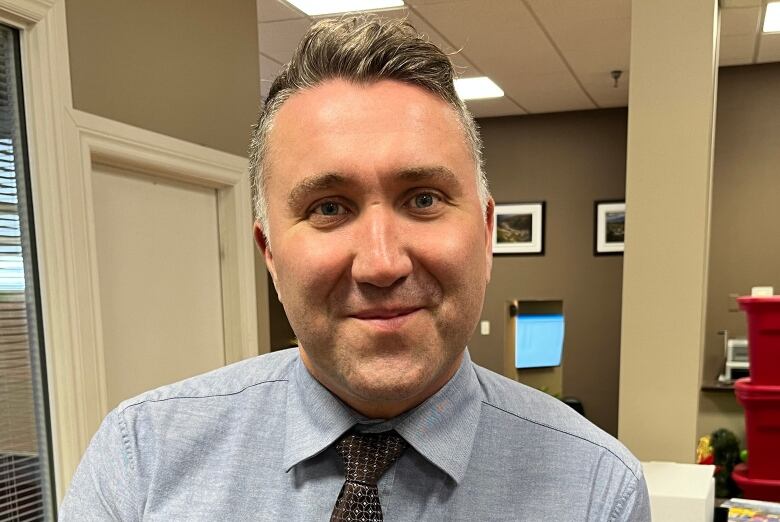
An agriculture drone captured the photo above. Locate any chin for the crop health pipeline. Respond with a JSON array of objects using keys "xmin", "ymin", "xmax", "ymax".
[
  {"xmin": 298, "ymin": 331, "xmax": 464, "ymax": 415},
  {"xmin": 341, "ymin": 351, "xmax": 447, "ymax": 403},
  {"xmin": 349, "ymin": 373, "xmax": 426, "ymax": 403}
]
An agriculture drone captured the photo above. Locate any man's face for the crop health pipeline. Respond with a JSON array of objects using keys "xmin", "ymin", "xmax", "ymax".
[{"xmin": 256, "ymin": 79, "xmax": 493, "ymax": 418}]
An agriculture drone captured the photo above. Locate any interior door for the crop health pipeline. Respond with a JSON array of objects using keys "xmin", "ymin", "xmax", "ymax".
[{"xmin": 91, "ymin": 164, "xmax": 227, "ymax": 407}]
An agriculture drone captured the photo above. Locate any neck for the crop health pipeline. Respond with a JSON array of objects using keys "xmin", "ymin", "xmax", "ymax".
[{"xmin": 299, "ymin": 349, "xmax": 464, "ymax": 420}]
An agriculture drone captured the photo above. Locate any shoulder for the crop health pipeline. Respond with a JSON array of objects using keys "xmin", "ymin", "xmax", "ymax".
[
  {"xmin": 63, "ymin": 349, "xmax": 301, "ymax": 514},
  {"xmin": 116, "ymin": 348, "xmax": 298, "ymax": 415},
  {"xmin": 109, "ymin": 348, "xmax": 298, "ymax": 468},
  {"xmin": 472, "ymin": 363, "xmax": 642, "ymax": 480}
]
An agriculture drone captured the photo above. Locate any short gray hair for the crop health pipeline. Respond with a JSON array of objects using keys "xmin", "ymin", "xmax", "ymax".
[{"xmin": 249, "ymin": 16, "xmax": 489, "ymax": 239}]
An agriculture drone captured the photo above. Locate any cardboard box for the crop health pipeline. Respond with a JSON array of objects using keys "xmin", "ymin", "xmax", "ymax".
[{"xmin": 642, "ymin": 461, "xmax": 715, "ymax": 522}]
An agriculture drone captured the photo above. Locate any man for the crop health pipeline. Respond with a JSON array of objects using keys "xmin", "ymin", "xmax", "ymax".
[{"xmin": 61, "ymin": 17, "xmax": 650, "ymax": 521}]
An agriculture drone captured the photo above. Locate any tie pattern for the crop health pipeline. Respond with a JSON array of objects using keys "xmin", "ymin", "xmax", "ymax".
[{"xmin": 330, "ymin": 431, "xmax": 407, "ymax": 522}]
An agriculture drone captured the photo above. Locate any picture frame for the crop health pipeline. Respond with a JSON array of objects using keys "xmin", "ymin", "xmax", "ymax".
[
  {"xmin": 594, "ymin": 201, "xmax": 626, "ymax": 255},
  {"xmin": 492, "ymin": 202, "xmax": 545, "ymax": 255}
]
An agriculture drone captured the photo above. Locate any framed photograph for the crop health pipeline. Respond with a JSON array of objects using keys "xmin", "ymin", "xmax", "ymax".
[
  {"xmin": 595, "ymin": 201, "xmax": 625, "ymax": 255},
  {"xmin": 493, "ymin": 202, "xmax": 545, "ymax": 255}
]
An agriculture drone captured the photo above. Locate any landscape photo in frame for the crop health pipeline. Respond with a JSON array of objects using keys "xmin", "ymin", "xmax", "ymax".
[
  {"xmin": 595, "ymin": 201, "xmax": 626, "ymax": 255},
  {"xmin": 493, "ymin": 202, "xmax": 545, "ymax": 255}
]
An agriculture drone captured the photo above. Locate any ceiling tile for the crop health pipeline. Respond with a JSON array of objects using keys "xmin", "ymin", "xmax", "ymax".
[
  {"xmin": 342, "ymin": 7, "xmax": 409, "ymax": 19},
  {"xmin": 407, "ymin": 0, "xmax": 469, "ymax": 5},
  {"xmin": 577, "ymin": 71, "xmax": 629, "ymax": 108},
  {"xmin": 467, "ymin": 97, "xmax": 528, "ymax": 119},
  {"xmin": 720, "ymin": 7, "xmax": 761, "ymax": 36},
  {"xmin": 757, "ymin": 33, "xmax": 780, "ymax": 63},
  {"xmin": 720, "ymin": 0, "xmax": 761, "ymax": 7},
  {"xmin": 257, "ymin": 0, "xmax": 305, "ymax": 22},
  {"xmin": 523, "ymin": 1, "xmax": 629, "ymax": 109},
  {"xmin": 525, "ymin": 0, "xmax": 630, "ymax": 23},
  {"xmin": 719, "ymin": 34, "xmax": 757, "ymax": 66},
  {"xmin": 259, "ymin": 55, "xmax": 284, "ymax": 99},
  {"xmin": 498, "ymin": 71, "xmax": 596, "ymax": 113},
  {"xmin": 258, "ymin": 18, "xmax": 312, "ymax": 63},
  {"xmin": 411, "ymin": 0, "xmax": 570, "ymax": 76},
  {"xmin": 306, "ymin": 6, "xmax": 409, "ymax": 20},
  {"xmin": 527, "ymin": 15, "xmax": 630, "ymax": 79}
]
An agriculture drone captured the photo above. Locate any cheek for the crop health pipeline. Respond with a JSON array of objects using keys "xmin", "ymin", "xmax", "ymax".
[
  {"xmin": 414, "ymin": 219, "xmax": 487, "ymax": 280},
  {"xmin": 274, "ymin": 233, "xmax": 350, "ymax": 302}
]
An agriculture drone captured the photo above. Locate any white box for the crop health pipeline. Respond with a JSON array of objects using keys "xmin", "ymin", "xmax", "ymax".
[{"xmin": 642, "ymin": 461, "xmax": 715, "ymax": 522}]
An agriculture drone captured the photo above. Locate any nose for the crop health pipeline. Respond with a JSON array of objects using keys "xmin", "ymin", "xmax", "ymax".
[{"xmin": 351, "ymin": 206, "xmax": 413, "ymax": 288}]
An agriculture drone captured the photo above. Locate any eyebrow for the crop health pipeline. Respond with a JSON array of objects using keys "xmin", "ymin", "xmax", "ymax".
[
  {"xmin": 287, "ymin": 172, "xmax": 349, "ymax": 210},
  {"xmin": 395, "ymin": 166, "xmax": 460, "ymax": 186},
  {"xmin": 286, "ymin": 166, "xmax": 462, "ymax": 210}
]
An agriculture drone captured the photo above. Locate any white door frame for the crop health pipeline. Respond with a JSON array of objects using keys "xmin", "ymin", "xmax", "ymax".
[{"xmin": 0, "ymin": 0, "xmax": 259, "ymax": 500}]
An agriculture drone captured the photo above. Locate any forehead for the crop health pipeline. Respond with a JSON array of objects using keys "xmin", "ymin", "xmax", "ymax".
[{"xmin": 265, "ymin": 79, "xmax": 474, "ymax": 188}]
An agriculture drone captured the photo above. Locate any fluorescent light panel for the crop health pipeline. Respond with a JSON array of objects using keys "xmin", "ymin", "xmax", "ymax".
[
  {"xmin": 285, "ymin": 0, "xmax": 405, "ymax": 16},
  {"xmin": 764, "ymin": 2, "xmax": 780, "ymax": 33},
  {"xmin": 454, "ymin": 77, "xmax": 504, "ymax": 101}
]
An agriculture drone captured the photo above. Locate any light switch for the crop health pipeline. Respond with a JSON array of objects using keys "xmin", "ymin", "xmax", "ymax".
[
  {"xmin": 728, "ymin": 293, "xmax": 740, "ymax": 312},
  {"xmin": 480, "ymin": 320, "xmax": 490, "ymax": 335}
]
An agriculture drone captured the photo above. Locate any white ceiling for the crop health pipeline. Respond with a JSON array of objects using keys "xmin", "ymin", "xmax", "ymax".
[{"xmin": 257, "ymin": 0, "xmax": 780, "ymax": 118}]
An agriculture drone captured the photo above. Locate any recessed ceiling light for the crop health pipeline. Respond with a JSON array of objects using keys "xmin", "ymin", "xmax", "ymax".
[
  {"xmin": 454, "ymin": 77, "xmax": 504, "ymax": 101},
  {"xmin": 284, "ymin": 0, "xmax": 405, "ymax": 17},
  {"xmin": 763, "ymin": 2, "xmax": 780, "ymax": 33}
]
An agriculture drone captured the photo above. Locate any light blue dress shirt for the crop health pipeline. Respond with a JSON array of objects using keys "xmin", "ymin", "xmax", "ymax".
[{"xmin": 60, "ymin": 348, "xmax": 650, "ymax": 521}]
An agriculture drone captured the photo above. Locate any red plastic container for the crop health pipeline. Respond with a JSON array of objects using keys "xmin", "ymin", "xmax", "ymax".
[
  {"xmin": 733, "ymin": 464, "xmax": 780, "ymax": 502},
  {"xmin": 738, "ymin": 296, "xmax": 780, "ymax": 385},
  {"xmin": 735, "ymin": 378, "xmax": 780, "ymax": 480}
]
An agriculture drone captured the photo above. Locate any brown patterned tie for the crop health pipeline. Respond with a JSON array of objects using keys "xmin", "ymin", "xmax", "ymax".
[{"xmin": 330, "ymin": 431, "xmax": 407, "ymax": 522}]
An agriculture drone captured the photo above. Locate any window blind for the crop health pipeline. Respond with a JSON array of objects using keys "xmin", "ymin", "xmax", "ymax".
[{"xmin": 0, "ymin": 24, "xmax": 54, "ymax": 521}]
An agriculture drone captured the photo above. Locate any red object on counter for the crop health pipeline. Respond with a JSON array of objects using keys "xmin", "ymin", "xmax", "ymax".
[
  {"xmin": 738, "ymin": 296, "xmax": 780, "ymax": 385},
  {"xmin": 732, "ymin": 463, "xmax": 780, "ymax": 502},
  {"xmin": 735, "ymin": 379, "xmax": 780, "ymax": 481}
]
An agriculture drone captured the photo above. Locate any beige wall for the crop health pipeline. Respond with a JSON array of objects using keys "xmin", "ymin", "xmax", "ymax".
[
  {"xmin": 618, "ymin": 0, "xmax": 718, "ymax": 462},
  {"xmin": 471, "ymin": 109, "xmax": 628, "ymax": 436},
  {"xmin": 704, "ymin": 63, "xmax": 780, "ymax": 379},
  {"xmin": 267, "ymin": 272, "xmax": 297, "ymax": 350},
  {"xmin": 66, "ymin": 0, "xmax": 260, "ymax": 158},
  {"xmin": 698, "ymin": 62, "xmax": 780, "ymax": 440},
  {"xmin": 699, "ymin": 392, "xmax": 745, "ymax": 442},
  {"xmin": 65, "ymin": 0, "xmax": 270, "ymax": 355}
]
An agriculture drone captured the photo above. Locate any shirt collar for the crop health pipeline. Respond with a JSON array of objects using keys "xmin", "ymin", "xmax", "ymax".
[
  {"xmin": 283, "ymin": 352, "xmax": 357, "ymax": 472},
  {"xmin": 283, "ymin": 349, "xmax": 483, "ymax": 484},
  {"xmin": 393, "ymin": 349, "xmax": 483, "ymax": 484}
]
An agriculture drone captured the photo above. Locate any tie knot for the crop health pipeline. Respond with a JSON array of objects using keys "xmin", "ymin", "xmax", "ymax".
[{"xmin": 334, "ymin": 431, "xmax": 407, "ymax": 486}]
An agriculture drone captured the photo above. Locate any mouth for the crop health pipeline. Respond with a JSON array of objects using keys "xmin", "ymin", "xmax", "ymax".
[{"xmin": 349, "ymin": 307, "xmax": 422, "ymax": 331}]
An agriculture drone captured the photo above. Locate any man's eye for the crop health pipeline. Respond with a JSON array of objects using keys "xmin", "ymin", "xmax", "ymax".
[
  {"xmin": 410, "ymin": 192, "xmax": 440, "ymax": 209},
  {"xmin": 312, "ymin": 201, "xmax": 346, "ymax": 216}
]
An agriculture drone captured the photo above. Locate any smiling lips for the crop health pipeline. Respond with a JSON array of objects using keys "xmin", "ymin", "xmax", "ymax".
[{"xmin": 350, "ymin": 307, "xmax": 422, "ymax": 330}]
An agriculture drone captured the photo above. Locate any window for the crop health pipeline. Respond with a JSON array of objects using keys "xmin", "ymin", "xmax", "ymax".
[{"xmin": 0, "ymin": 23, "xmax": 55, "ymax": 521}]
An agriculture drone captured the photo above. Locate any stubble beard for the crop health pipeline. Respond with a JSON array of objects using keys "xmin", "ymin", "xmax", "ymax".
[
  {"xmin": 290, "ymin": 269, "xmax": 486, "ymax": 415},
  {"xmin": 296, "ymin": 306, "xmax": 472, "ymax": 415}
]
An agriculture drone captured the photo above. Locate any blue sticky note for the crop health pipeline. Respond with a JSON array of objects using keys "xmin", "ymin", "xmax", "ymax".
[{"xmin": 515, "ymin": 314, "xmax": 565, "ymax": 368}]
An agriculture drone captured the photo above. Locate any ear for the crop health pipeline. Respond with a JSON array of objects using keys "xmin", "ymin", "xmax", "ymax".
[
  {"xmin": 484, "ymin": 198, "xmax": 495, "ymax": 283},
  {"xmin": 254, "ymin": 221, "xmax": 281, "ymax": 298}
]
